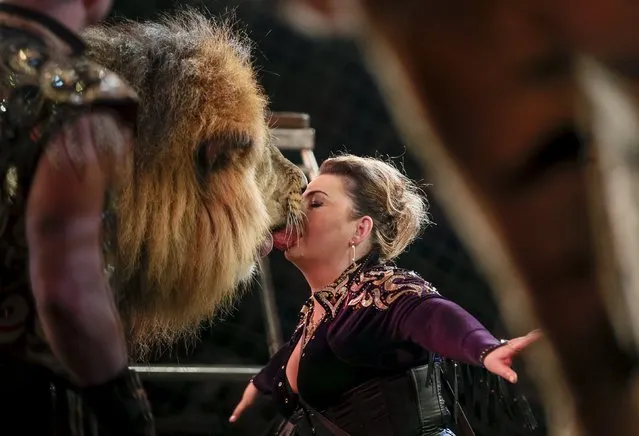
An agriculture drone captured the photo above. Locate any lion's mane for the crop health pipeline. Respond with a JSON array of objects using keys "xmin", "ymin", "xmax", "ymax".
[{"xmin": 84, "ymin": 10, "xmax": 306, "ymax": 358}]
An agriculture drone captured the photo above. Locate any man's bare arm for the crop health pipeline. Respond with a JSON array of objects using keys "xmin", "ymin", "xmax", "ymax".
[
  {"xmin": 26, "ymin": 113, "xmax": 129, "ymax": 386},
  {"xmin": 4, "ymin": 0, "xmax": 130, "ymax": 388}
]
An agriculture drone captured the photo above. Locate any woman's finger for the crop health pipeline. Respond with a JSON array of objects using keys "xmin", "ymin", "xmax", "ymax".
[
  {"xmin": 229, "ymin": 400, "xmax": 247, "ymax": 423},
  {"xmin": 229, "ymin": 382, "xmax": 259, "ymax": 423},
  {"xmin": 508, "ymin": 330, "xmax": 542, "ymax": 352},
  {"xmin": 487, "ymin": 360, "xmax": 518, "ymax": 384},
  {"xmin": 502, "ymin": 367, "xmax": 518, "ymax": 384}
]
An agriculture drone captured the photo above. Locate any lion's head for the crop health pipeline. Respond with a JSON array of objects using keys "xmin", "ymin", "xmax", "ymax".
[{"xmin": 83, "ymin": 10, "xmax": 307, "ymax": 356}]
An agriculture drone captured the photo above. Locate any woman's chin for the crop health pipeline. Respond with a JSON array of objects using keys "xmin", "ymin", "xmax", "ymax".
[
  {"xmin": 283, "ymin": 247, "xmax": 295, "ymax": 260},
  {"xmin": 283, "ymin": 244, "xmax": 303, "ymax": 261}
]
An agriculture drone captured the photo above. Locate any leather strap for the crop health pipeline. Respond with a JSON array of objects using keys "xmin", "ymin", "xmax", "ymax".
[
  {"xmin": 440, "ymin": 364, "xmax": 476, "ymax": 436},
  {"xmin": 299, "ymin": 398, "xmax": 351, "ymax": 436}
]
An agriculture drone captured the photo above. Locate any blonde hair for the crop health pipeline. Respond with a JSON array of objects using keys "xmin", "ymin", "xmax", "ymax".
[{"xmin": 319, "ymin": 155, "xmax": 430, "ymax": 260}]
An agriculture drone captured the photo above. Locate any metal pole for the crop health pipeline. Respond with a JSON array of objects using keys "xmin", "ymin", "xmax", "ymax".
[
  {"xmin": 130, "ymin": 364, "xmax": 261, "ymax": 381},
  {"xmin": 257, "ymin": 257, "xmax": 284, "ymax": 356}
]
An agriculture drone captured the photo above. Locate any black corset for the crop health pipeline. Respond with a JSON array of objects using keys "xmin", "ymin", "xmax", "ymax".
[{"xmin": 276, "ymin": 362, "xmax": 454, "ymax": 436}]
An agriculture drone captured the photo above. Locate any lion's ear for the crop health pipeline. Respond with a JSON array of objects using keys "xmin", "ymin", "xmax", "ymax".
[{"xmin": 194, "ymin": 135, "xmax": 253, "ymax": 175}]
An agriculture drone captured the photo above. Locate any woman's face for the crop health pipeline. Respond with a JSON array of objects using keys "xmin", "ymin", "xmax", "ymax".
[{"xmin": 273, "ymin": 174, "xmax": 360, "ymax": 266}]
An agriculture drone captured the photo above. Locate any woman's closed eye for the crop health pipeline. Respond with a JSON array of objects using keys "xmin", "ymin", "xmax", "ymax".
[
  {"xmin": 304, "ymin": 195, "xmax": 323, "ymax": 209},
  {"xmin": 303, "ymin": 190, "xmax": 328, "ymax": 208}
]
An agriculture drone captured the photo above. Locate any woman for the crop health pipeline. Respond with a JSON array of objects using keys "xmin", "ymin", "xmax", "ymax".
[{"xmin": 230, "ymin": 155, "xmax": 540, "ymax": 435}]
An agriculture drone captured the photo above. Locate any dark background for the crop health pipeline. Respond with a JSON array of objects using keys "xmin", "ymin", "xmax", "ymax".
[{"xmin": 108, "ymin": 1, "xmax": 544, "ymax": 434}]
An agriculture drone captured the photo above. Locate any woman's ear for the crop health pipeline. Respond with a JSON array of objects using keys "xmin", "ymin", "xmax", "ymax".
[{"xmin": 353, "ymin": 215, "xmax": 373, "ymax": 245}]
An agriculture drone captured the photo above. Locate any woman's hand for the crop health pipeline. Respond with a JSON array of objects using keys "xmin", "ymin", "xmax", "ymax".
[
  {"xmin": 229, "ymin": 381, "xmax": 260, "ymax": 423},
  {"xmin": 483, "ymin": 329, "xmax": 542, "ymax": 383}
]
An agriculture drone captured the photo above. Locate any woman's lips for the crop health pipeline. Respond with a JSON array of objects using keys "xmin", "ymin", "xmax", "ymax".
[{"xmin": 272, "ymin": 228, "xmax": 298, "ymax": 251}]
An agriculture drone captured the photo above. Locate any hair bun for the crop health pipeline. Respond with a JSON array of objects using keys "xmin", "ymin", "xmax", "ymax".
[
  {"xmin": 320, "ymin": 155, "xmax": 430, "ymax": 260},
  {"xmin": 378, "ymin": 163, "xmax": 429, "ymax": 259}
]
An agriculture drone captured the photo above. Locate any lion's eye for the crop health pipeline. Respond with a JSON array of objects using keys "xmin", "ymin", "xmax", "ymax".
[{"xmin": 195, "ymin": 136, "xmax": 253, "ymax": 175}]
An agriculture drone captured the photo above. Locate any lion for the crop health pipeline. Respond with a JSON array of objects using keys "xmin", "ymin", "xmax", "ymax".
[{"xmin": 82, "ymin": 10, "xmax": 307, "ymax": 357}]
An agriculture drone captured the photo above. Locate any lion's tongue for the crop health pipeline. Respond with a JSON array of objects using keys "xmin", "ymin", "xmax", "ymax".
[
  {"xmin": 259, "ymin": 233, "xmax": 274, "ymax": 257},
  {"xmin": 272, "ymin": 228, "xmax": 296, "ymax": 251}
]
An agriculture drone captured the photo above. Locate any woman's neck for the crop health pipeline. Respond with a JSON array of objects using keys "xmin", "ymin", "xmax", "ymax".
[
  {"xmin": 304, "ymin": 261, "xmax": 352, "ymax": 293},
  {"xmin": 301, "ymin": 250, "xmax": 373, "ymax": 293}
]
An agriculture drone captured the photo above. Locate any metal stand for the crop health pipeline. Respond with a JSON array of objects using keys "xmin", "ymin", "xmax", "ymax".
[
  {"xmin": 131, "ymin": 112, "xmax": 318, "ymax": 378},
  {"xmin": 258, "ymin": 112, "xmax": 319, "ymax": 357}
]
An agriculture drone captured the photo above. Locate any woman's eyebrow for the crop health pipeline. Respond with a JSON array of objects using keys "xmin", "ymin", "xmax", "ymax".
[{"xmin": 303, "ymin": 189, "xmax": 328, "ymax": 198}]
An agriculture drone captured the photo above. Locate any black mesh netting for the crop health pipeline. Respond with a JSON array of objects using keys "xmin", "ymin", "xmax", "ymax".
[{"xmin": 108, "ymin": 1, "xmax": 547, "ymax": 435}]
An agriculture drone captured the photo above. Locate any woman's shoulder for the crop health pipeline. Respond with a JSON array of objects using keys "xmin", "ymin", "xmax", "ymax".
[{"xmin": 347, "ymin": 263, "xmax": 439, "ymax": 311}]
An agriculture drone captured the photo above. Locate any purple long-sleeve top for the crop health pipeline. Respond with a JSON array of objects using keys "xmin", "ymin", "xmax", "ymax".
[{"xmin": 253, "ymin": 256, "xmax": 501, "ymax": 418}]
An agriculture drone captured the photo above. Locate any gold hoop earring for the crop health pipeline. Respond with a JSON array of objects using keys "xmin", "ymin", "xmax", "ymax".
[{"xmin": 350, "ymin": 243, "xmax": 356, "ymax": 264}]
